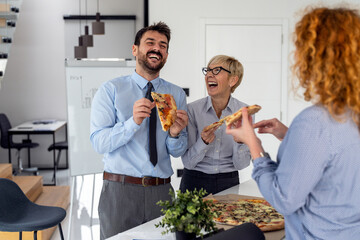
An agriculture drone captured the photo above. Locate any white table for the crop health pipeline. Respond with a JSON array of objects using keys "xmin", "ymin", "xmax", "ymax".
[
  {"xmin": 8, "ymin": 120, "xmax": 68, "ymax": 185},
  {"xmin": 106, "ymin": 180, "xmax": 285, "ymax": 240}
]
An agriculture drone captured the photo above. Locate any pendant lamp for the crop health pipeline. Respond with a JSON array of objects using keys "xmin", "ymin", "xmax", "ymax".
[
  {"xmin": 92, "ymin": 0, "xmax": 105, "ymax": 35},
  {"xmin": 82, "ymin": 25, "xmax": 93, "ymax": 47},
  {"xmin": 74, "ymin": 36, "xmax": 87, "ymax": 59}
]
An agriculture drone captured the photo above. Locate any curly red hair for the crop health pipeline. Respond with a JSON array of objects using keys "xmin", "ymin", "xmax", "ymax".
[{"xmin": 293, "ymin": 7, "xmax": 360, "ymax": 129}]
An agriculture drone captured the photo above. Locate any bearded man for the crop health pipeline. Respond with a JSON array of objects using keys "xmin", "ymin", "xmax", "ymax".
[{"xmin": 90, "ymin": 22, "xmax": 188, "ymax": 240}]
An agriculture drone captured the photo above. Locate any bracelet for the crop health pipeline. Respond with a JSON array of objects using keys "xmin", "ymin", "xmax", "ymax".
[
  {"xmin": 260, "ymin": 152, "xmax": 270, "ymax": 158},
  {"xmin": 202, "ymin": 138, "xmax": 209, "ymax": 145}
]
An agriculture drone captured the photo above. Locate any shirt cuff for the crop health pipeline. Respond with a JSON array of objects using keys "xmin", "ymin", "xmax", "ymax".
[
  {"xmin": 252, "ymin": 156, "xmax": 272, "ymax": 167},
  {"xmin": 127, "ymin": 116, "xmax": 141, "ymax": 133}
]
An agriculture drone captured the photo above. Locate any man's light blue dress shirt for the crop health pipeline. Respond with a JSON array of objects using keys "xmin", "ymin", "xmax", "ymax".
[
  {"xmin": 90, "ymin": 71, "xmax": 188, "ymax": 178},
  {"xmin": 182, "ymin": 96, "xmax": 251, "ymax": 173},
  {"xmin": 252, "ymin": 105, "xmax": 360, "ymax": 239}
]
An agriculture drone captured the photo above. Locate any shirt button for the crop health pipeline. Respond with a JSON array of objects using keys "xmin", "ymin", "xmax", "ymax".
[{"xmin": 216, "ymin": 150, "xmax": 219, "ymax": 152}]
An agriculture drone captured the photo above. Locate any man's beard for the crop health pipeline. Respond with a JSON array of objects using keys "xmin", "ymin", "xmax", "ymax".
[{"xmin": 138, "ymin": 50, "xmax": 166, "ymax": 75}]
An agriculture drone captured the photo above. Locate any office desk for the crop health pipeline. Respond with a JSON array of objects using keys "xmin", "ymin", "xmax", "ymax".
[
  {"xmin": 107, "ymin": 180, "xmax": 285, "ymax": 240},
  {"xmin": 8, "ymin": 120, "xmax": 68, "ymax": 185}
]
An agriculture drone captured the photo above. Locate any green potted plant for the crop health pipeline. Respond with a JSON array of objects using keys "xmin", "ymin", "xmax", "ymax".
[{"xmin": 155, "ymin": 188, "xmax": 219, "ymax": 240}]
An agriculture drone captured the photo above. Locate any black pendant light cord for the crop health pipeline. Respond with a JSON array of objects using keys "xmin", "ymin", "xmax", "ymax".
[
  {"xmin": 85, "ymin": 0, "xmax": 88, "ymax": 25},
  {"xmin": 78, "ymin": 0, "xmax": 81, "ymax": 34}
]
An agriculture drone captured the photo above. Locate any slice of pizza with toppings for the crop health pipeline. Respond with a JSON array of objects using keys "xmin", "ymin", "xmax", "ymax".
[
  {"xmin": 203, "ymin": 104, "xmax": 261, "ymax": 132},
  {"xmin": 151, "ymin": 92, "xmax": 177, "ymax": 132}
]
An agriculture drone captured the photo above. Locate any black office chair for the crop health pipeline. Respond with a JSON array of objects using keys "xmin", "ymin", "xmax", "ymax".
[
  {"xmin": 0, "ymin": 113, "xmax": 39, "ymax": 175},
  {"xmin": 0, "ymin": 178, "xmax": 66, "ymax": 240},
  {"xmin": 47, "ymin": 141, "xmax": 68, "ymax": 185}
]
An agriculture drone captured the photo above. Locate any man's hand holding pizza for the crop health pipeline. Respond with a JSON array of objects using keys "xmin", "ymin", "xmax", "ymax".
[
  {"xmin": 169, "ymin": 110, "xmax": 188, "ymax": 137},
  {"xmin": 149, "ymin": 92, "xmax": 188, "ymax": 137},
  {"xmin": 133, "ymin": 98, "xmax": 156, "ymax": 125}
]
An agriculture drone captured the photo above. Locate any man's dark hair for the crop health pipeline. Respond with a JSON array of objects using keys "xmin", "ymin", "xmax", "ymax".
[{"xmin": 134, "ymin": 21, "xmax": 171, "ymax": 50}]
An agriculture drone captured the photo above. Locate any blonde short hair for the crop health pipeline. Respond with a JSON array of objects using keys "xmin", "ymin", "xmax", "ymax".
[{"xmin": 207, "ymin": 55, "xmax": 244, "ymax": 93}]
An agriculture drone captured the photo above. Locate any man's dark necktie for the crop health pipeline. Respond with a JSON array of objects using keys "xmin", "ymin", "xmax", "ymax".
[{"xmin": 145, "ymin": 82, "xmax": 158, "ymax": 166}]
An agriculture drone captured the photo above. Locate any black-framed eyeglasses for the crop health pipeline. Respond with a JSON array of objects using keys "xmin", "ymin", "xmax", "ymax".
[{"xmin": 202, "ymin": 66, "xmax": 231, "ymax": 76}]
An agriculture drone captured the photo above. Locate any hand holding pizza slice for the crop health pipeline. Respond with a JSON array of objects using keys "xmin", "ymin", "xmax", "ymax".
[{"xmin": 225, "ymin": 104, "xmax": 261, "ymax": 126}]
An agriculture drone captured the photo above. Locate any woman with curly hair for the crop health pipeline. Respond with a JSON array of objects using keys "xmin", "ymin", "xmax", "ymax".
[{"xmin": 226, "ymin": 6, "xmax": 360, "ymax": 239}]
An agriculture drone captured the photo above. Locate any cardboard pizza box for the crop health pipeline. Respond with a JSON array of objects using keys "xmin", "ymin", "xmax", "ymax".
[{"xmin": 205, "ymin": 194, "xmax": 285, "ymax": 240}]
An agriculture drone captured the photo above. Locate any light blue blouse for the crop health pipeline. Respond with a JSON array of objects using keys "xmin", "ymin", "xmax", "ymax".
[
  {"xmin": 182, "ymin": 96, "xmax": 251, "ymax": 173},
  {"xmin": 90, "ymin": 71, "xmax": 188, "ymax": 178},
  {"xmin": 252, "ymin": 105, "xmax": 360, "ymax": 240}
]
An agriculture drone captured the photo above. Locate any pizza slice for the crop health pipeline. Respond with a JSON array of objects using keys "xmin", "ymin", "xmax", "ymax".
[
  {"xmin": 151, "ymin": 92, "xmax": 177, "ymax": 131},
  {"xmin": 203, "ymin": 118, "xmax": 227, "ymax": 132},
  {"xmin": 203, "ymin": 104, "xmax": 261, "ymax": 132},
  {"xmin": 225, "ymin": 104, "xmax": 261, "ymax": 126}
]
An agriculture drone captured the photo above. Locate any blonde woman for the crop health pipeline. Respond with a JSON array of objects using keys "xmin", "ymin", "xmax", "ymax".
[{"xmin": 181, "ymin": 55, "xmax": 252, "ymax": 194}]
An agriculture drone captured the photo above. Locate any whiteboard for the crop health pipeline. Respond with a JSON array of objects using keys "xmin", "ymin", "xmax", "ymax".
[{"xmin": 65, "ymin": 59, "xmax": 136, "ymax": 176}]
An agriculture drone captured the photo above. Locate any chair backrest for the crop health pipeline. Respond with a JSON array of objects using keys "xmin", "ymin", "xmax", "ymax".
[
  {"xmin": 0, "ymin": 113, "xmax": 12, "ymax": 149},
  {"xmin": 0, "ymin": 178, "xmax": 31, "ymax": 223}
]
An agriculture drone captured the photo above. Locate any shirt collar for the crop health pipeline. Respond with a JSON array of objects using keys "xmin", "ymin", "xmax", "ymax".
[
  {"xmin": 227, "ymin": 96, "xmax": 238, "ymax": 112},
  {"xmin": 205, "ymin": 95, "xmax": 237, "ymax": 113},
  {"xmin": 131, "ymin": 71, "xmax": 160, "ymax": 91},
  {"xmin": 205, "ymin": 96, "xmax": 213, "ymax": 112}
]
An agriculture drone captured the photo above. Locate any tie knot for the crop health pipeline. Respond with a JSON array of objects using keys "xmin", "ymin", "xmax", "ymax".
[{"xmin": 146, "ymin": 82, "xmax": 153, "ymax": 100}]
